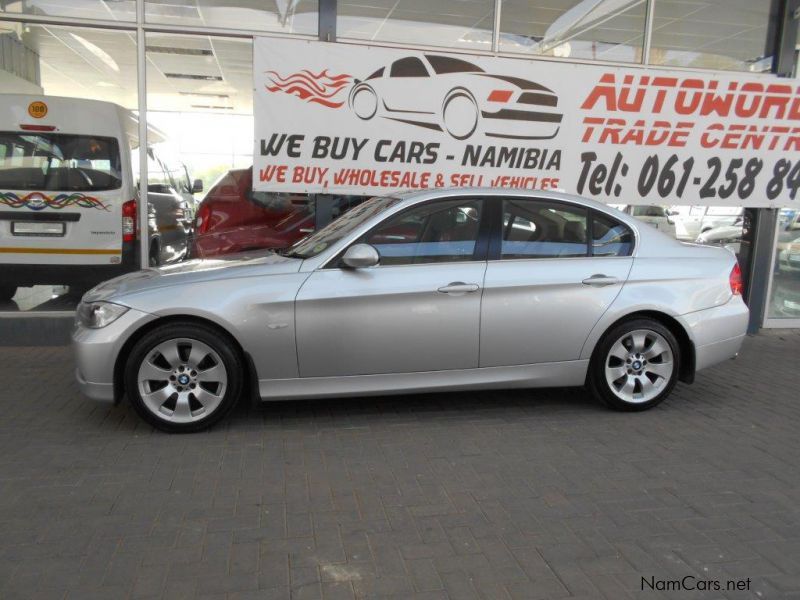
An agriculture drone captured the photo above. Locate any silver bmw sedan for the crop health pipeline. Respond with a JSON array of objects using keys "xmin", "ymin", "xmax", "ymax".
[{"xmin": 73, "ymin": 189, "xmax": 749, "ymax": 432}]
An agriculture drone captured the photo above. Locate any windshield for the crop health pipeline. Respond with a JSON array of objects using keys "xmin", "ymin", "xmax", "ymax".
[
  {"xmin": 0, "ymin": 132, "xmax": 121, "ymax": 191},
  {"xmin": 286, "ymin": 195, "xmax": 403, "ymax": 259}
]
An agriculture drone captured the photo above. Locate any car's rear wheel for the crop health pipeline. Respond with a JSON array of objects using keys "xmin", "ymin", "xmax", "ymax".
[
  {"xmin": 0, "ymin": 285, "xmax": 16, "ymax": 301},
  {"xmin": 350, "ymin": 85, "xmax": 378, "ymax": 120},
  {"xmin": 442, "ymin": 88, "xmax": 478, "ymax": 140},
  {"xmin": 125, "ymin": 323, "xmax": 243, "ymax": 432},
  {"xmin": 588, "ymin": 318, "xmax": 680, "ymax": 411}
]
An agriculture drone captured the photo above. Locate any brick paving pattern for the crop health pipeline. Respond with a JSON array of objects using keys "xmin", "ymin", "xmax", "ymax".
[{"xmin": 0, "ymin": 330, "xmax": 798, "ymax": 599}]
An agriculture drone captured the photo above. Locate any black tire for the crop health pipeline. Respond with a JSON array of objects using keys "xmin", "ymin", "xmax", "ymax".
[
  {"xmin": 149, "ymin": 242, "xmax": 161, "ymax": 267},
  {"xmin": 350, "ymin": 84, "xmax": 378, "ymax": 120},
  {"xmin": 588, "ymin": 318, "xmax": 680, "ymax": 412},
  {"xmin": 0, "ymin": 285, "xmax": 17, "ymax": 301},
  {"xmin": 124, "ymin": 322, "xmax": 243, "ymax": 432}
]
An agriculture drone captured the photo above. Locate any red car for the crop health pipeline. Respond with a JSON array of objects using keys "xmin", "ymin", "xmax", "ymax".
[{"xmin": 193, "ymin": 168, "xmax": 365, "ymax": 258}]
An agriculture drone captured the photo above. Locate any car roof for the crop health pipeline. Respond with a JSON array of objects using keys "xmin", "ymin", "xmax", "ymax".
[{"xmin": 392, "ymin": 187, "xmax": 629, "ymax": 218}]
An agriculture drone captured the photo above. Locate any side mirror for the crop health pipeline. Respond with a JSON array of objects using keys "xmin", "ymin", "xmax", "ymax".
[
  {"xmin": 341, "ymin": 243, "xmax": 379, "ymax": 268},
  {"xmin": 192, "ymin": 178, "xmax": 203, "ymax": 193}
]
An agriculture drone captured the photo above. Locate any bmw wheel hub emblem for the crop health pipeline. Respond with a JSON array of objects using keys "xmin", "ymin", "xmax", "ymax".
[{"xmin": 178, "ymin": 374, "xmax": 190, "ymax": 385}]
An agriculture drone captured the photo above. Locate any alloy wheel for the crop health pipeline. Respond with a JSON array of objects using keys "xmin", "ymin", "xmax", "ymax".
[
  {"xmin": 136, "ymin": 337, "xmax": 227, "ymax": 423},
  {"xmin": 604, "ymin": 329, "xmax": 674, "ymax": 404}
]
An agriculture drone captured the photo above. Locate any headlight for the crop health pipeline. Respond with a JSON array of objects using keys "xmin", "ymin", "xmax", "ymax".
[{"xmin": 77, "ymin": 301, "xmax": 129, "ymax": 329}]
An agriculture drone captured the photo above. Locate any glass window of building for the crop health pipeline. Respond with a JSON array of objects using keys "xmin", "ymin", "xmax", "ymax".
[
  {"xmin": 499, "ymin": 0, "xmax": 646, "ymax": 63},
  {"xmin": 338, "ymin": 0, "xmax": 495, "ymax": 49},
  {"xmin": 144, "ymin": 0, "xmax": 318, "ymax": 36},
  {"xmin": 767, "ymin": 209, "xmax": 800, "ymax": 321},
  {"xmin": 649, "ymin": 0, "xmax": 776, "ymax": 72},
  {"xmin": 0, "ymin": 23, "xmax": 137, "ymax": 311},
  {"xmin": 0, "ymin": 0, "xmax": 135, "ymax": 21}
]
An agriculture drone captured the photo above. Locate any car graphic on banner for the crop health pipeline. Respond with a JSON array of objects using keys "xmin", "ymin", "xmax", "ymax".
[{"xmin": 265, "ymin": 54, "xmax": 563, "ymax": 141}]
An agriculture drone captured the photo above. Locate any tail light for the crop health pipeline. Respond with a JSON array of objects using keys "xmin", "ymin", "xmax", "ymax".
[
  {"xmin": 20, "ymin": 124, "xmax": 56, "ymax": 132},
  {"xmin": 729, "ymin": 262, "xmax": 743, "ymax": 295},
  {"xmin": 195, "ymin": 202, "xmax": 211, "ymax": 235},
  {"xmin": 122, "ymin": 199, "xmax": 137, "ymax": 242}
]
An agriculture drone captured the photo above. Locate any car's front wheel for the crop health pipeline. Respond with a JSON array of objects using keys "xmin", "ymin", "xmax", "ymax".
[
  {"xmin": 125, "ymin": 322, "xmax": 243, "ymax": 432},
  {"xmin": 442, "ymin": 88, "xmax": 479, "ymax": 140},
  {"xmin": 588, "ymin": 318, "xmax": 680, "ymax": 411}
]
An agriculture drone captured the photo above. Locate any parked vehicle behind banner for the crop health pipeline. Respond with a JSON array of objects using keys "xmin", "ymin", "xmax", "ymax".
[
  {"xmin": 669, "ymin": 205, "xmax": 743, "ymax": 241},
  {"xmin": 0, "ymin": 94, "xmax": 197, "ymax": 301},
  {"xmin": 192, "ymin": 167, "xmax": 364, "ymax": 258},
  {"xmin": 695, "ymin": 225, "xmax": 744, "ymax": 254},
  {"xmin": 610, "ymin": 205, "xmax": 677, "ymax": 238}
]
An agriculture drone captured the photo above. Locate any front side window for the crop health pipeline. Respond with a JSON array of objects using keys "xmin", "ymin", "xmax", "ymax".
[
  {"xmin": 592, "ymin": 212, "xmax": 634, "ymax": 257},
  {"xmin": 288, "ymin": 195, "xmax": 403, "ymax": 259},
  {"xmin": 501, "ymin": 199, "xmax": 588, "ymax": 259},
  {"xmin": 364, "ymin": 198, "xmax": 483, "ymax": 265},
  {"xmin": 0, "ymin": 132, "xmax": 121, "ymax": 191}
]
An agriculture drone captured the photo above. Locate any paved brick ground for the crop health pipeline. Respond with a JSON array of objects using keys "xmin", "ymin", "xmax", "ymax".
[{"xmin": 0, "ymin": 331, "xmax": 799, "ymax": 600}]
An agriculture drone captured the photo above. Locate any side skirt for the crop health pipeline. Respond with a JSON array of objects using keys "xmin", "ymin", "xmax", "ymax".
[{"xmin": 258, "ymin": 360, "xmax": 589, "ymax": 401}]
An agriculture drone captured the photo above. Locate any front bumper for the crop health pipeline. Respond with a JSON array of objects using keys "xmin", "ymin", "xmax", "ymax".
[
  {"xmin": 480, "ymin": 108, "xmax": 562, "ymax": 140},
  {"xmin": 681, "ymin": 295, "xmax": 749, "ymax": 372},
  {"xmin": 72, "ymin": 306, "xmax": 157, "ymax": 403}
]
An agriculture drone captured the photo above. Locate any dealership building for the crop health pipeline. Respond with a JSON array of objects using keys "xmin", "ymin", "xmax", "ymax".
[{"xmin": 1, "ymin": 0, "xmax": 800, "ymax": 340}]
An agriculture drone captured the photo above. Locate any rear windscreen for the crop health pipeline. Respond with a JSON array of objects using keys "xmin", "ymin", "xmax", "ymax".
[{"xmin": 0, "ymin": 132, "xmax": 122, "ymax": 192}]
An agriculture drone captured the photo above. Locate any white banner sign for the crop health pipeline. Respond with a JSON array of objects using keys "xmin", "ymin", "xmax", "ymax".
[{"xmin": 254, "ymin": 37, "xmax": 800, "ymax": 207}]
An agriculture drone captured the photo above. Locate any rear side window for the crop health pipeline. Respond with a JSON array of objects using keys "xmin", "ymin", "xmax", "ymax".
[
  {"xmin": 0, "ymin": 132, "xmax": 121, "ymax": 191},
  {"xmin": 592, "ymin": 212, "xmax": 634, "ymax": 257},
  {"xmin": 390, "ymin": 57, "xmax": 428, "ymax": 77},
  {"xmin": 501, "ymin": 198, "xmax": 588, "ymax": 259},
  {"xmin": 425, "ymin": 55, "xmax": 484, "ymax": 74}
]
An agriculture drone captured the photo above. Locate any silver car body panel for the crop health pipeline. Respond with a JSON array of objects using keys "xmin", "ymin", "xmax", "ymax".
[
  {"xmin": 258, "ymin": 360, "xmax": 588, "ymax": 400},
  {"xmin": 480, "ymin": 256, "xmax": 633, "ymax": 366},
  {"xmin": 296, "ymin": 261, "xmax": 487, "ymax": 376},
  {"xmin": 73, "ymin": 188, "xmax": 749, "ymax": 405}
]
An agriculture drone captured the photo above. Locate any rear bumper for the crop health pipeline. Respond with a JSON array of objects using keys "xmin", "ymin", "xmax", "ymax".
[
  {"xmin": 681, "ymin": 296, "xmax": 749, "ymax": 372},
  {"xmin": 1, "ymin": 241, "xmax": 139, "ymax": 287},
  {"xmin": 0, "ymin": 262, "xmax": 135, "ymax": 288}
]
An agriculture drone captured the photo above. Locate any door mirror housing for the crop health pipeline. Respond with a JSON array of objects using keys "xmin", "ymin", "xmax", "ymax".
[
  {"xmin": 192, "ymin": 178, "xmax": 204, "ymax": 193},
  {"xmin": 342, "ymin": 243, "xmax": 380, "ymax": 268}
]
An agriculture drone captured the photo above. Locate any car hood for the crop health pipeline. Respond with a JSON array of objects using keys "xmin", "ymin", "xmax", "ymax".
[{"xmin": 84, "ymin": 249, "xmax": 302, "ymax": 303}]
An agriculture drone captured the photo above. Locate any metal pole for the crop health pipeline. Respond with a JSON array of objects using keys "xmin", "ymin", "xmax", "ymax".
[
  {"xmin": 745, "ymin": 0, "xmax": 799, "ymax": 330},
  {"xmin": 491, "ymin": 0, "xmax": 502, "ymax": 54},
  {"xmin": 318, "ymin": 0, "xmax": 337, "ymax": 42},
  {"xmin": 136, "ymin": 0, "xmax": 149, "ymax": 269},
  {"xmin": 642, "ymin": 0, "xmax": 654, "ymax": 64}
]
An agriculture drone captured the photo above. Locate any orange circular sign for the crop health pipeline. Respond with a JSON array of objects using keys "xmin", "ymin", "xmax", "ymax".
[{"xmin": 28, "ymin": 101, "xmax": 48, "ymax": 119}]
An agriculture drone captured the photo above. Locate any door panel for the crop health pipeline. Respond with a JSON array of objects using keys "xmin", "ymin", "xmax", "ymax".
[
  {"xmin": 480, "ymin": 257, "xmax": 632, "ymax": 367},
  {"xmin": 296, "ymin": 262, "xmax": 487, "ymax": 377}
]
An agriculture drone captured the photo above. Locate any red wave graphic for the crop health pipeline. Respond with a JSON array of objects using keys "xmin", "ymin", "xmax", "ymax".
[{"xmin": 265, "ymin": 69, "xmax": 352, "ymax": 108}]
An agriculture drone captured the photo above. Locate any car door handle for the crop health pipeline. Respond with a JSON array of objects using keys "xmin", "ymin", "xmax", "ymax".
[
  {"xmin": 438, "ymin": 282, "xmax": 480, "ymax": 294},
  {"xmin": 582, "ymin": 274, "xmax": 620, "ymax": 287}
]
